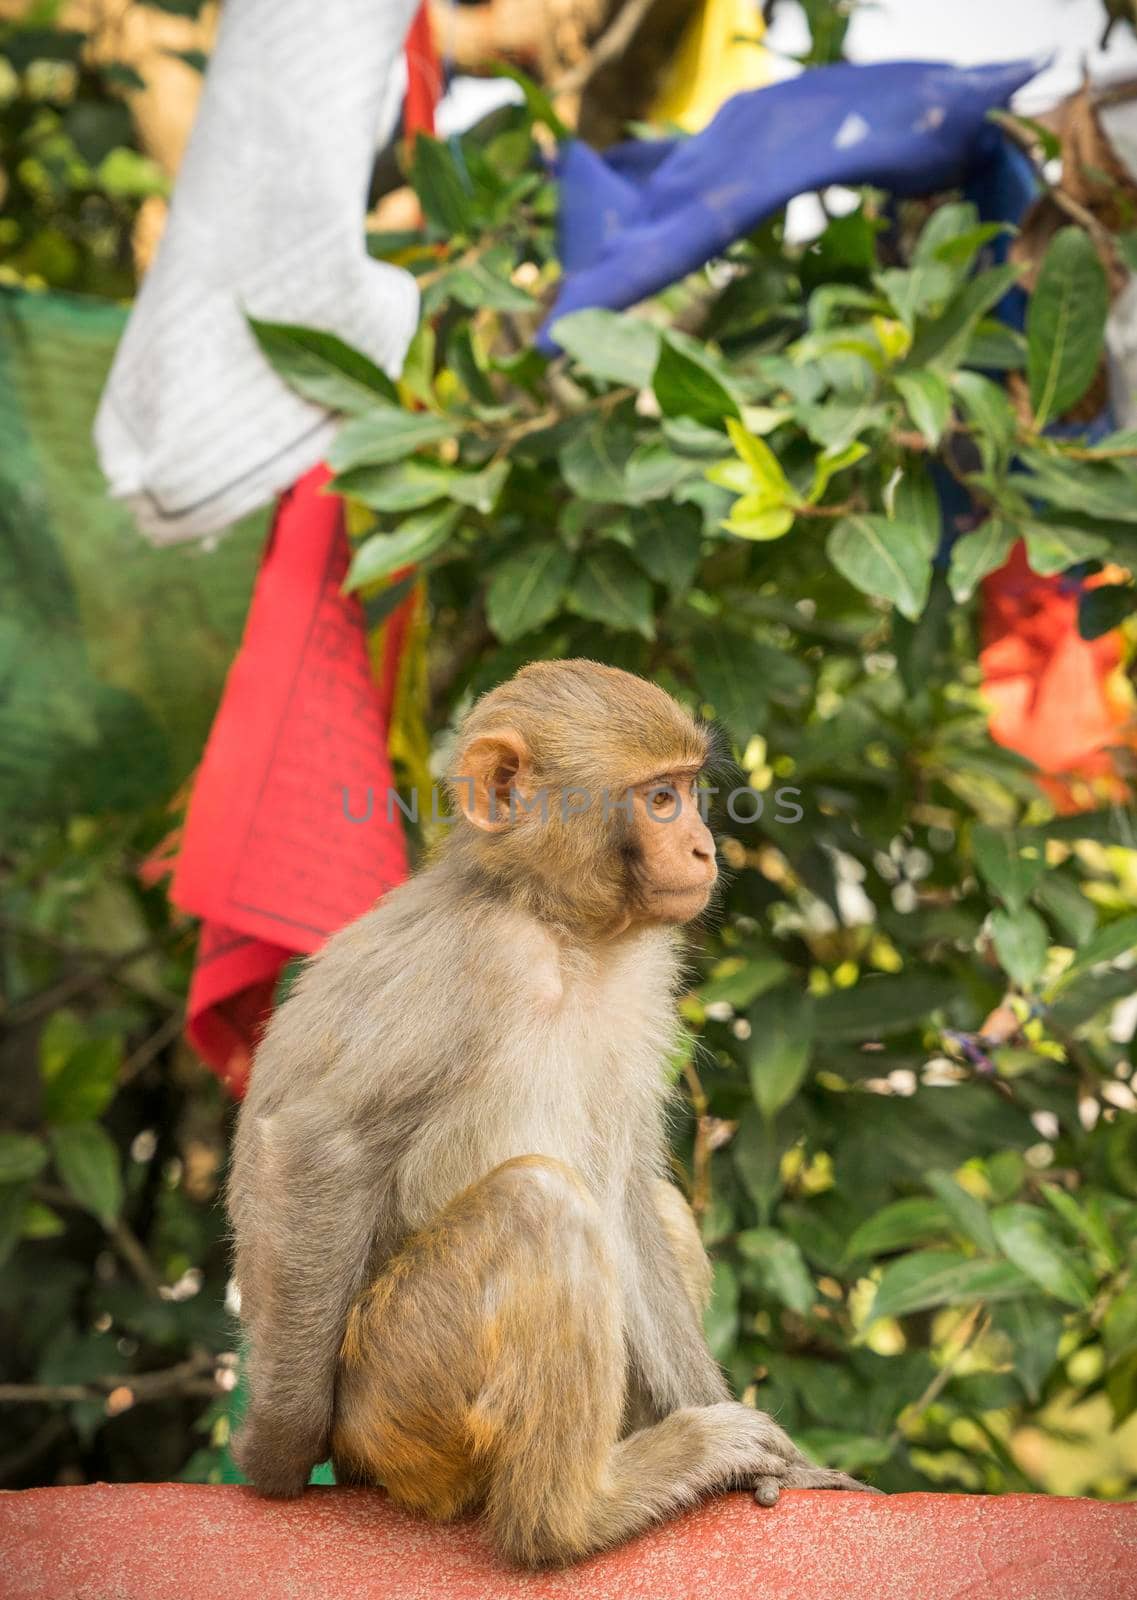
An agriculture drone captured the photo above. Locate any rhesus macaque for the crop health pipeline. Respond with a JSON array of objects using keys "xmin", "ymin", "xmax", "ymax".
[{"xmin": 228, "ymin": 660, "xmax": 873, "ymax": 1566}]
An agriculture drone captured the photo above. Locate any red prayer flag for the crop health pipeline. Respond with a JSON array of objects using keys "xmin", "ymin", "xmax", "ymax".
[{"xmin": 169, "ymin": 466, "xmax": 409, "ymax": 1094}]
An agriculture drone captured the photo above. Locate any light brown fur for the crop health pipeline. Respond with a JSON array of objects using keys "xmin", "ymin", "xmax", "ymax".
[{"xmin": 227, "ymin": 661, "xmax": 873, "ymax": 1567}]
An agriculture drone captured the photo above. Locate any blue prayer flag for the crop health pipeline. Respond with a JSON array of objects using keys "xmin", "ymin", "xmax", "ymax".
[{"xmin": 538, "ymin": 58, "xmax": 1043, "ymax": 353}]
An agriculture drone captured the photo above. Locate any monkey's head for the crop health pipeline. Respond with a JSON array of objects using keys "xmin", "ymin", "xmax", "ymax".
[{"xmin": 448, "ymin": 660, "xmax": 717, "ymax": 937}]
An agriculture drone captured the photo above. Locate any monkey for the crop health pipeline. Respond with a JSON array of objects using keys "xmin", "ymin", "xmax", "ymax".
[{"xmin": 227, "ymin": 659, "xmax": 874, "ymax": 1567}]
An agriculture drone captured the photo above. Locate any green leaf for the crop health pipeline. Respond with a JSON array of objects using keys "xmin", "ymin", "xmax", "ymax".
[
  {"xmin": 49, "ymin": 1123, "xmax": 123, "ymax": 1225},
  {"xmin": 247, "ymin": 319, "xmax": 398, "ymax": 413},
  {"xmin": 21, "ymin": 1199, "xmax": 66, "ymax": 1240},
  {"xmin": 344, "ymin": 504, "xmax": 461, "ymax": 590},
  {"xmin": 1019, "ymin": 450, "xmax": 1137, "ymax": 524},
  {"xmin": 991, "ymin": 1299, "xmax": 1064, "ymax": 1401},
  {"xmin": 929, "ymin": 221, "xmax": 1012, "ymax": 276},
  {"xmin": 0, "ymin": 1183, "xmax": 31, "ymax": 1269},
  {"xmin": 747, "ymin": 988, "xmax": 814, "ymax": 1120},
  {"xmin": 948, "ymin": 517, "xmax": 1016, "ymax": 602},
  {"xmin": 793, "ymin": 1431, "xmax": 894, "ymax": 1474},
  {"xmin": 0, "ymin": 1133, "xmax": 48, "ymax": 1185},
  {"xmin": 1079, "ymin": 584, "xmax": 1137, "ymax": 641},
  {"xmin": 42, "ymin": 1036, "xmax": 123, "ymax": 1125},
  {"xmin": 629, "ymin": 503, "xmax": 703, "ymax": 594},
  {"xmin": 990, "ymin": 1204, "xmax": 1093, "ymax": 1307},
  {"xmin": 684, "ymin": 627, "xmax": 783, "ymax": 745},
  {"xmin": 1033, "ymin": 872, "xmax": 1098, "ymax": 948},
  {"xmin": 732, "ymin": 1108, "xmax": 783, "ymax": 1223},
  {"xmin": 913, "ymin": 201, "xmax": 981, "ymax": 265},
  {"xmin": 560, "ymin": 419, "xmax": 636, "ymax": 501},
  {"xmin": 361, "ymin": 571, "xmax": 418, "ymax": 631},
  {"xmin": 653, "ymin": 335, "xmax": 740, "ymax": 427},
  {"xmin": 876, "ymin": 264, "xmax": 954, "ymax": 329},
  {"xmin": 892, "ymin": 462, "xmax": 942, "ymax": 560},
  {"xmin": 568, "ymin": 548, "xmax": 655, "ymax": 638},
  {"xmin": 442, "ymin": 258, "xmax": 537, "ymax": 313},
  {"xmin": 813, "ymin": 974, "xmax": 956, "ymax": 1041},
  {"xmin": 490, "ymin": 63, "xmax": 569, "ymax": 138},
  {"xmin": 442, "ymin": 460, "xmax": 510, "ymax": 514},
  {"xmin": 906, "ymin": 264, "xmax": 1021, "ymax": 374},
  {"xmin": 952, "ymin": 371, "xmax": 1019, "ymax": 465},
  {"xmin": 552, "ymin": 310, "xmax": 660, "ymax": 389},
  {"xmin": 1027, "ymin": 228, "xmax": 1109, "ymax": 428},
  {"xmin": 1052, "ymin": 913, "xmax": 1137, "ymax": 989},
  {"xmin": 925, "ymin": 1171, "xmax": 998, "ymax": 1253},
  {"xmin": 622, "ymin": 440, "xmax": 698, "ymax": 504},
  {"xmin": 700, "ymin": 955, "xmax": 789, "ymax": 1009},
  {"xmin": 737, "ymin": 1227, "xmax": 816, "ymax": 1313},
  {"xmin": 329, "ymin": 407, "xmax": 456, "ymax": 472},
  {"xmin": 844, "ymin": 1198, "xmax": 952, "ymax": 1259},
  {"xmin": 964, "ymin": 321, "xmax": 1028, "ymax": 372},
  {"xmin": 486, "ymin": 543, "xmax": 575, "ymax": 642},
  {"xmin": 894, "ymin": 371, "xmax": 951, "ymax": 448},
  {"xmin": 808, "ymin": 440, "xmax": 869, "ymax": 506},
  {"xmin": 409, "ymin": 135, "xmax": 476, "ymax": 234},
  {"xmin": 336, "ymin": 458, "xmax": 508, "ymax": 515},
  {"xmin": 827, "ymin": 515, "xmax": 932, "ymax": 621},
  {"xmin": 990, "ymin": 907, "xmax": 1049, "ymax": 990},
  {"xmin": 335, "ymin": 460, "xmax": 452, "ymax": 511},
  {"xmin": 868, "ymin": 1252, "xmax": 1034, "ymax": 1322},
  {"xmin": 1039, "ymin": 1184, "xmax": 1119, "ymax": 1267},
  {"xmin": 1103, "ymin": 1284, "xmax": 1137, "ymax": 1359},
  {"xmin": 972, "ymin": 827, "xmax": 1046, "ymax": 914},
  {"xmin": 1023, "ymin": 521, "xmax": 1110, "ymax": 577},
  {"xmin": 722, "ymin": 501, "xmax": 796, "ymax": 541}
]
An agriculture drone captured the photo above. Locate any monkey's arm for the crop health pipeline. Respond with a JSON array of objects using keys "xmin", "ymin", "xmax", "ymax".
[
  {"xmin": 229, "ymin": 1099, "xmax": 390, "ymax": 1497},
  {"xmin": 624, "ymin": 1176, "xmax": 732, "ymax": 1416}
]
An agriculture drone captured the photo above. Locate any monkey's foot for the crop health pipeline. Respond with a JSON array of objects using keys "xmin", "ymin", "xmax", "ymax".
[{"xmin": 753, "ymin": 1466, "xmax": 883, "ymax": 1506}]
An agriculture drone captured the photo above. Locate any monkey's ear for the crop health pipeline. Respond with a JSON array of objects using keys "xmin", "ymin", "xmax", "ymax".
[{"xmin": 458, "ymin": 731, "xmax": 532, "ymax": 832}]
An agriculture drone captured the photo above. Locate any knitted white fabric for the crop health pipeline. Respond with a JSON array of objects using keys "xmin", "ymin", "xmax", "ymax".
[{"xmin": 95, "ymin": 0, "xmax": 421, "ymax": 544}]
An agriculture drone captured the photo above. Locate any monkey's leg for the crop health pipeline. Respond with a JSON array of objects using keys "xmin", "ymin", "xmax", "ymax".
[
  {"xmin": 333, "ymin": 1155, "xmax": 866, "ymax": 1569},
  {"xmin": 330, "ymin": 1153, "xmax": 627, "ymax": 1537}
]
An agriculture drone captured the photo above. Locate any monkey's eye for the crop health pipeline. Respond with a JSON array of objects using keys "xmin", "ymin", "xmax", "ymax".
[{"xmin": 650, "ymin": 789, "xmax": 673, "ymax": 810}]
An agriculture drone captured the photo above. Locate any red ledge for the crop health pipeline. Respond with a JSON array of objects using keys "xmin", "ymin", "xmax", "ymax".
[{"xmin": 3, "ymin": 1484, "xmax": 1135, "ymax": 1600}]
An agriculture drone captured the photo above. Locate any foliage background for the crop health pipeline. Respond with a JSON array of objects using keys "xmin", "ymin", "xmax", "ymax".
[{"xmin": 3, "ymin": 1, "xmax": 1137, "ymax": 1501}]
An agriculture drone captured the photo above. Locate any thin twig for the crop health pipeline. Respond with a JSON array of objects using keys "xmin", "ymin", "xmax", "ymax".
[
  {"xmin": 552, "ymin": 0, "xmax": 660, "ymax": 95},
  {"xmin": 0, "ymin": 1353, "xmax": 219, "ymax": 1407},
  {"xmin": 988, "ymin": 111, "xmax": 1117, "ymax": 257},
  {"xmin": 35, "ymin": 1184, "xmax": 163, "ymax": 1296},
  {"xmin": 118, "ymin": 1009, "xmax": 186, "ymax": 1086},
  {"xmin": 888, "ymin": 1306, "xmax": 988, "ymax": 1446},
  {"xmin": 0, "ymin": 1415, "xmax": 70, "ymax": 1481},
  {"xmin": 795, "ymin": 498, "xmax": 863, "ymax": 520},
  {"xmin": 2, "ymin": 931, "xmax": 185, "ymax": 1027}
]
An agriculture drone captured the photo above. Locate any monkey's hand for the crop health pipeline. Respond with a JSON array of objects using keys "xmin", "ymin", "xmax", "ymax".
[
  {"xmin": 708, "ymin": 1404, "xmax": 882, "ymax": 1505},
  {"xmin": 747, "ymin": 1411, "xmax": 883, "ymax": 1505},
  {"xmin": 232, "ymin": 1414, "xmax": 327, "ymax": 1499},
  {"xmin": 752, "ymin": 1460, "xmax": 883, "ymax": 1506}
]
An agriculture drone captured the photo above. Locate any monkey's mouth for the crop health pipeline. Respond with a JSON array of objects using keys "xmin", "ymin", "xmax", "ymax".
[{"xmin": 651, "ymin": 878, "xmax": 716, "ymax": 898}]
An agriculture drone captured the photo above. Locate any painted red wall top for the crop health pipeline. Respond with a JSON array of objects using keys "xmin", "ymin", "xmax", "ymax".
[{"xmin": 3, "ymin": 1483, "xmax": 1135, "ymax": 1600}]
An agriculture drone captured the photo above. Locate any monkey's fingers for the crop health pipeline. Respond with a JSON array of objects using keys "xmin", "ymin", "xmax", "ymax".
[
  {"xmin": 753, "ymin": 1465, "xmax": 883, "ymax": 1505},
  {"xmin": 788, "ymin": 1465, "xmax": 884, "ymax": 1493}
]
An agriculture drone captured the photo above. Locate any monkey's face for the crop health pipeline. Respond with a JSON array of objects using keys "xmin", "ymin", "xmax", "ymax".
[
  {"xmin": 451, "ymin": 660, "xmax": 719, "ymax": 938},
  {"xmin": 623, "ymin": 771, "xmax": 717, "ymax": 926}
]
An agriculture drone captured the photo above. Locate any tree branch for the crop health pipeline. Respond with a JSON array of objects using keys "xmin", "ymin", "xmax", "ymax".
[{"xmin": 0, "ymin": 1353, "xmax": 219, "ymax": 1407}]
